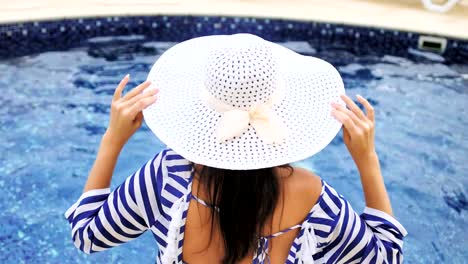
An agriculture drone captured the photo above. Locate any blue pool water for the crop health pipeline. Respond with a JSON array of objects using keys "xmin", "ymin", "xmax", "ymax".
[{"xmin": 0, "ymin": 36, "xmax": 467, "ymax": 264}]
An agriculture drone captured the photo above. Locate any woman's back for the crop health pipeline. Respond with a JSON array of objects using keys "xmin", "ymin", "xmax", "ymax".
[{"xmin": 183, "ymin": 166, "xmax": 322, "ymax": 263}]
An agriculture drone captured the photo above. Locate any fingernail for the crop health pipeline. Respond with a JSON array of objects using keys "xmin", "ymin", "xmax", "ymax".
[
  {"xmin": 357, "ymin": 94, "xmax": 363, "ymax": 98},
  {"xmin": 125, "ymin": 74, "xmax": 130, "ymax": 79}
]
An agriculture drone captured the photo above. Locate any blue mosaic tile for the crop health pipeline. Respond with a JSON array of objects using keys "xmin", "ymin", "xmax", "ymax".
[{"xmin": 0, "ymin": 15, "xmax": 467, "ymax": 63}]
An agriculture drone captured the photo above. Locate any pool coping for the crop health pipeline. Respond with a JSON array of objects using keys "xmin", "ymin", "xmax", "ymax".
[{"xmin": 1, "ymin": 15, "xmax": 466, "ymax": 63}]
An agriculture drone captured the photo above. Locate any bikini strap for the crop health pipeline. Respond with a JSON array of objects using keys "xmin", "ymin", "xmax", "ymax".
[
  {"xmin": 263, "ymin": 224, "xmax": 302, "ymax": 239},
  {"xmin": 190, "ymin": 193, "xmax": 220, "ymax": 212},
  {"xmin": 190, "ymin": 193, "xmax": 302, "ymax": 239},
  {"xmin": 255, "ymin": 224, "xmax": 303, "ymax": 263}
]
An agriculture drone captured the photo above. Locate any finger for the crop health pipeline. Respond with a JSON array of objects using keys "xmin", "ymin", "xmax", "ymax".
[
  {"xmin": 122, "ymin": 88, "xmax": 159, "ymax": 107},
  {"xmin": 128, "ymin": 96, "xmax": 158, "ymax": 119},
  {"xmin": 342, "ymin": 124, "xmax": 351, "ymax": 143},
  {"xmin": 356, "ymin": 95, "xmax": 375, "ymax": 122},
  {"xmin": 133, "ymin": 112, "xmax": 144, "ymax": 128},
  {"xmin": 122, "ymin": 80, "xmax": 152, "ymax": 101},
  {"xmin": 332, "ymin": 102, "xmax": 363, "ymax": 126},
  {"xmin": 331, "ymin": 108, "xmax": 360, "ymax": 136},
  {"xmin": 113, "ymin": 74, "xmax": 130, "ymax": 101},
  {"xmin": 340, "ymin": 94, "xmax": 366, "ymax": 120}
]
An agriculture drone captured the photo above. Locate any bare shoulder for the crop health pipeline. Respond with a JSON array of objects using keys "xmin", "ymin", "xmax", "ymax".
[
  {"xmin": 291, "ymin": 167, "xmax": 322, "ymax": 204},
  {"xmin": 276, "ymin": 166, "xmax": 323, "ymax": 211}
]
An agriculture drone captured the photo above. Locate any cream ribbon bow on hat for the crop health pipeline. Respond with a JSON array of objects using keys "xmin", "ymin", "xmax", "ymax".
[{"xmin": 202, "ymin": 87, "xmax": 287, "ymax": 145}]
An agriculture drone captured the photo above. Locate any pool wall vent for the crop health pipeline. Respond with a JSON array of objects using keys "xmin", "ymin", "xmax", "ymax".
[{"xmin": 418, "ymin": 36, "xmax": 447, "ymax": 53}]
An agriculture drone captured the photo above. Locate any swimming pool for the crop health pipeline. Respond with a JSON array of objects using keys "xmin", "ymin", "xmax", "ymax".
[{"xmin": 0, "ymin": 16, "xmax": 467, "ymax": 264}]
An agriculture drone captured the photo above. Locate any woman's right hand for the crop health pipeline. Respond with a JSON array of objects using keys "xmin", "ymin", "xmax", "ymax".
[{"xmin": 331, "ymin": 94, "xmax": 377, "ymax": 168}]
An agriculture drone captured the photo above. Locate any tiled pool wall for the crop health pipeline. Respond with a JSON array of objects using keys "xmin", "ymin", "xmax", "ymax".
[{"xmin": 0, "ymin": 15, "xmax": 467, "ymax": 63}]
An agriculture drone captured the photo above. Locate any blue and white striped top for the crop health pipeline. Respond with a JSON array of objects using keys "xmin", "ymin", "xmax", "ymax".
[{"xmin": 64, "ymin": 148, "xmax": 407, "ymax": 263}]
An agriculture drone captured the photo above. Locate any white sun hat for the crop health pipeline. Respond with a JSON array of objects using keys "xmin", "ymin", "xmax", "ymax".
[{"xmin": 143, "ymin": 33, "xmax": 345, "ymax": 170}]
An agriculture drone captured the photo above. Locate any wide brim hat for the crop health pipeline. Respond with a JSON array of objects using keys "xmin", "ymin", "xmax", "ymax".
[{"xmin": 143, "ymin": 34, "xmax": 345, "ymax": 170}]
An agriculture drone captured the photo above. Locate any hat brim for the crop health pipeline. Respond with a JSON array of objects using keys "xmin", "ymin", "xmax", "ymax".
[{"xmin": 143, "ymin": 35, "xmax": 345, "ymax": 170}]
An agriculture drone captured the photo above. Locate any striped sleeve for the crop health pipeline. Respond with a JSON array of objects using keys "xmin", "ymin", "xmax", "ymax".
[
  {"xmin": 310, "ymin": 183, "xmax": 408, "ymax": 264},
  {"xmin": 358, "ymin": 207, "xmax": 408, "ymax": 264},
  {"xmin": 64, "ymin": 151, "xmax": 167, "ymax": 254}
]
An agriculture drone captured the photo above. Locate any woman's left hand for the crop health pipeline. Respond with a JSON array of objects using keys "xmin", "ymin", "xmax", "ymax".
[{"xmin": 104, "ymin": 74, "xmax": 159, "ymax": 148}]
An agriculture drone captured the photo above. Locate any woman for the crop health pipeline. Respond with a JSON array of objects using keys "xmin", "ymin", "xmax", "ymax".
[{"xmin": 65, "ymin": 34, "xmax": 407, "ymax": 263}]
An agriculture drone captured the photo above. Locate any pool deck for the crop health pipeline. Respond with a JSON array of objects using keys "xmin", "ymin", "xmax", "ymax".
[{"xmin": 0, "ymin": 0, "xmax": 467, "ymax": 39}]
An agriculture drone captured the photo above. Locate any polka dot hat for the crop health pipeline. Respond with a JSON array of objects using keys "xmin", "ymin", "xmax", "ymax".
[{"xmin": 143, "ymin": 34, "xmax": 345, "ymax": 170}]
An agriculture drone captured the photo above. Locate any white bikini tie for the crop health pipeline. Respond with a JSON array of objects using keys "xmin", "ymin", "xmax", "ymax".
[
  {"xmin": 160, "ymin": 196, "xmax": 186, "ymax": 264},
  {"xmin": 297, "ymin": 223, "xmax": 317, "ymax": 263}
]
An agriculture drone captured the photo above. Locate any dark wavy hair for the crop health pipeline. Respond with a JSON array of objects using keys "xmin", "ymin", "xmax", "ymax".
[{"xmin": 195, "ymin": 164, "xmax": 293, "ymax": 263}]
